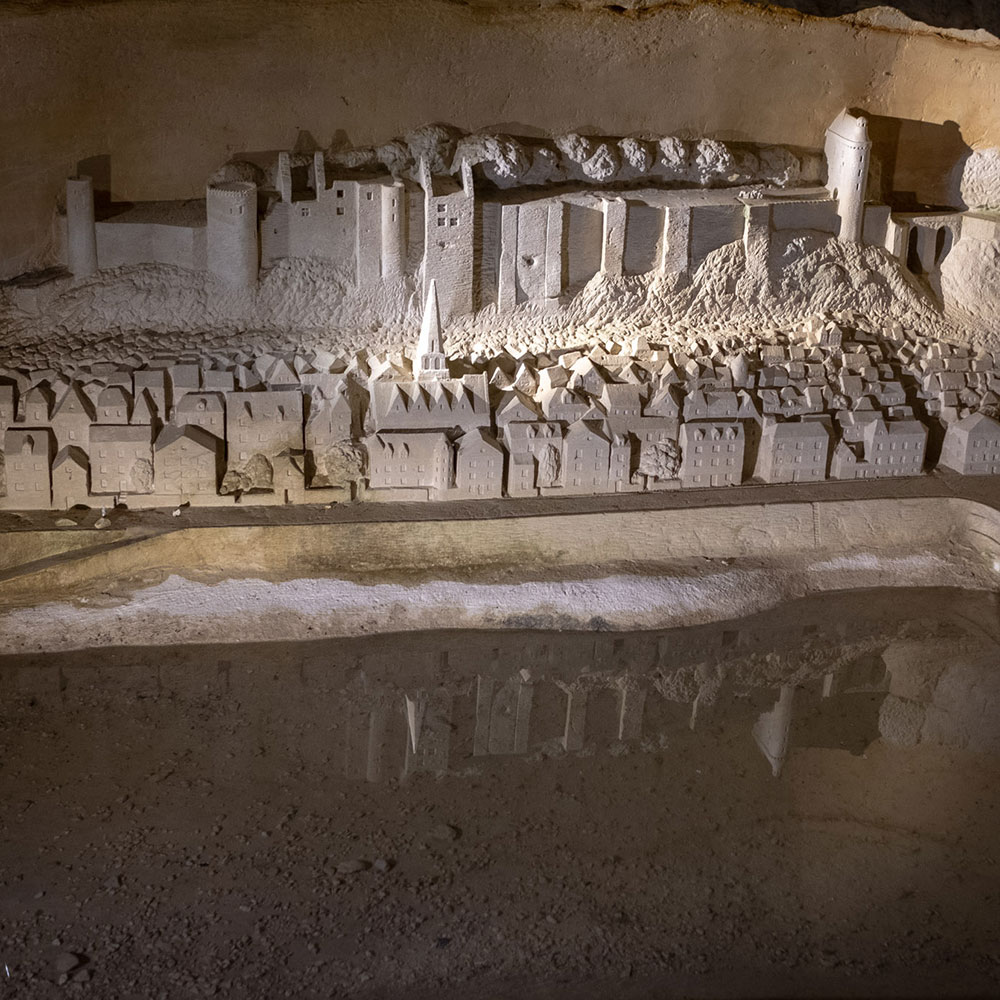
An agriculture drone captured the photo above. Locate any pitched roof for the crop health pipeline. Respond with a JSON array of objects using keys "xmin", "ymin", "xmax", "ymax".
[{"xmin": 154, "ymin": 423, "xmax": 222, "ymax": 453}]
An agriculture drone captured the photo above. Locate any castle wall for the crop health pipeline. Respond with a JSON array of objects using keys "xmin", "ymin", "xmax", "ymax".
[
  {"xmin": 661, "ymin": 204, "xmax": 691, "ymax": 274},
  {"xmin": 545, "ymin": 202, "xmax": 563, "ymax": 300},
  {"xmin": 862, "ymin": 204, "xmax": 892, "ymax": 247},
  {"xmin": 564, "ymin": 202, "xmax": 603, "ymax": 293},
  {"xmin": 477, "ymin": 200, "xmax": 502, "ymax": 309},
  {"xmin": 688, "ymin": 204, "xmax": 743, "ymax": 269},
  {"xmin": 96, "ymin": 221, "xmax": 206, "ymax": 271},
  {"xmin": 497, "ymin": 204, "xmax": 518, "ymax": 310},
  {"xmin": 623, "ymin": 201, "xmax": 663, "ymax": 276},
  {"xmin": 601, "ymin": 198, "xmax": 626, "ymax": 278},
  {"xmin": 743, "ymin": 202, "xmax": 771, "ymax": 283},
  {"xmin": 260, "ymin": 182, "xmax": 358, "ymax": 275},
  {"xmin": 406, "ymin": 189, "xmax": 425, "ymax": 276},
  {"xmin": 515, "ymin": 201, "xmax": 549, "ymax": 304},
  {"xmin": 770, "ymin": 200, "xmax": 839, "ymax": 234}
]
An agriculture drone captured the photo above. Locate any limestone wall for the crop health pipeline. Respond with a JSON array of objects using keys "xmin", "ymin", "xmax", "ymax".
[
  {"xmin": 0, "ymin": 495, "xmax": 990, "ymax": 607},
  {"xmin": 95, "ymin": 221, "xmax": 206, "ymax": 271},
  {"xmin": 4, "ymin": 0, "xmax": 1000, "ymax": 279}
]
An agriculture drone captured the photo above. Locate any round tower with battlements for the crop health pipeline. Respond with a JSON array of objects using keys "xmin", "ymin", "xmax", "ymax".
[
  {"xmin": 206, "ymin": 181, "xmax": 258, "ymax": 288},
  {"xmin": 824, "ymin": 109, "xmax": 871, "ymax": 244}
]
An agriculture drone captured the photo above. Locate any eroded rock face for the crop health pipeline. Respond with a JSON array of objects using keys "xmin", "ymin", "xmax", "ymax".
[{"xmin": 961, "ymin": 148, "xmax": 1000, "ymax": 210}]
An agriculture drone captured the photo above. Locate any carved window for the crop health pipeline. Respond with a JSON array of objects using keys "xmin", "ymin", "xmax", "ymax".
[{"xmin": 336, "ymin": 189, "xmax": 344, "ymax": 198}]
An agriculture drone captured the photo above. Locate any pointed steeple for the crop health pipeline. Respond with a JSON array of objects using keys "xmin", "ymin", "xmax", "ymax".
[
  {"xmin": 416, "ymin": 280, "xmax": 448, "ymax": 380},
  {"xmin": 405, "ymin": 693, "xmax": 426, "ymax": 754}
]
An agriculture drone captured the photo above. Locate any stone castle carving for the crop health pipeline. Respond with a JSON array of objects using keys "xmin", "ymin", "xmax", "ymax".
[
  {"xmin": 4, "ymin": 109, "xmax": 1000, "ymax": 511},
  {"xmin": 60, "ymin": 111, "xmax": 901, "ymax": 324}
]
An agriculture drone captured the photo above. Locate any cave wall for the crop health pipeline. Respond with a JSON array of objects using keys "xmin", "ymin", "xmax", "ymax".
[{"xmin": 1, "ymin": 0, "xmax": 999, "ymax": 279}]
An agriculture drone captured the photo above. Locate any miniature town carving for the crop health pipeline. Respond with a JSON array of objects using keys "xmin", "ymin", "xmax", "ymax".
[
  {"xmin": 3, "ymin": 288, "xmax": 1000, "ymax": 510},
  {"xmin": 2, "ymin": 110, "xmax": 1000, "ymax": 510}
]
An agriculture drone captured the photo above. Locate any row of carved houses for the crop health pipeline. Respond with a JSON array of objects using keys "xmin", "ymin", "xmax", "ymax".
[{"xmin": 3, "ymin": 354, "xmax": 1000, "ymax": 509}]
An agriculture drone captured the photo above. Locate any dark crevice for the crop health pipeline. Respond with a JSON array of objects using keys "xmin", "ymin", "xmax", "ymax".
[{"xmin": 0, "ymin": 0, "xmax": 998, "ymax": 40}]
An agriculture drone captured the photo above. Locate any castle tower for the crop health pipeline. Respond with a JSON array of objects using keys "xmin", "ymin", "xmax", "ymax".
[
  {"xmin": 381, "ymin": 181, "xmax": 406, "ymax": 280},
  {"xmin": 65, "ymin": 176, "xmax": 98, "ymax": 278},
  {"xmin": 356, "ymin": 180, "xmax": 382, "ymax": 288},
  {"xmin": 420, "ymin": 157, "xmax": 475, "ymax": 324},
  {"xmin": 825, "ymin": 109, "xmax": 871, "ymax": 244},
  {"xmin": 277, "ymin": 151, "xmax": 292, "ymax": 204},
  {"xmin": 312, "ymin": 151, "xmax": 326, "ymax": 198},
  {"xmin": 206, "ymin": 181, "xmax": 259, "ymax": 288},
  {"xmin": 416, "ymin": 279, "xmax": 447, "ymax": 380}
]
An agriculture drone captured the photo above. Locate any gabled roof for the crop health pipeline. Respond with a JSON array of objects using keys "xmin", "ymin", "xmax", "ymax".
[
  {"xmin": 97, "ymin": 385, "xmax": 132, "ymax": 410},
  {"xmin": 131, "ymin": 389, "xmax": 158, "ymax": 425},
  {"xmin": 950, "ymin": 410, "xmax": 1000, "ymax": 434},
  {"xmin": 495, "ymin": 389, "xmax": 542, "ymax": 423},
  {"xmin": 457, "ymin": 427, "xmax": 503, "ymax": 453},
  {"xmin": 20, "ymin": 383, "xmax": 53, "ymax": 417},
  {"xmin": 264, "ymin": 357, "xmax": 300, "ymax": 386},
  {"xmin": 600, "ymin": 383, "xmax": 643, "ymax": 407},
  {"xmin": 53, "ymin": 445, "xmax": 89, "ymax": 469},
  {"xmin": 52, "ymin": 382, "xmax": 94, "ymax": 422},
  {"xmin": 90, "ymin": 424, "xmax": 152, "ymax": 444},
  {"xmin": 565, "ymin": 417, "xmax": 611, "ymax": 443},
  {"xmin": 176, "ymin": 392, "xmax": 225, "ymax": 414},
  {"xmin": 154, "ymin": 423, "xmax": 222, "ymax": 453}
]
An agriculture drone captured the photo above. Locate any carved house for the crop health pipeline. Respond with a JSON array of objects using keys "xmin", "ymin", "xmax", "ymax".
[
  {"xmin": 3, "ymin": 428, "xmax": 54, "ymax": 508},
  {"xmin": 90, "ymin": 425, "xmax": 154, "ymax": 496},
  {"xmin": 154, "ymin": 424, "xmax": 224, "ymax": 498},
  {"xmin": 678, "ymin": 422, "xmax": 744, "ymax": 488}
]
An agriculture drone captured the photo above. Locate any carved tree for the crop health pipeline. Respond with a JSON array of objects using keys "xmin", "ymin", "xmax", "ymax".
[
  {"xmin": 129, "ymin": 458, "xmax": 154, "ymax": 494},
  {"xmin": 316, "ymin": 442, "xmax": 366, "ymax": 489},
  {"xmin": 537, "ymin": 444, "xmax": 561, "ymax": 488},
  {"xmin": 243, "ymin": 454, "xmax": 273, "ymax": 491},
  {"xmin": 638, "ymin": 440, "xmax": 681, "ymax": 481},
  {"xmin": 220, "ymin": 469, "xmax": 249, "ymax": 496}
]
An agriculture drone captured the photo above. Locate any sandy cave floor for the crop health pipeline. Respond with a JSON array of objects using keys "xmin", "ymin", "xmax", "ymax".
[{"xmin": 1, "ymin": 590, "xmax": 999, "ymax": 999}]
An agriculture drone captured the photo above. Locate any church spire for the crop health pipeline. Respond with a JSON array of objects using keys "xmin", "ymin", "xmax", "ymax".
[{"xmin": 416, "ymin": 279, "xmax": 448, "ymax": 379}]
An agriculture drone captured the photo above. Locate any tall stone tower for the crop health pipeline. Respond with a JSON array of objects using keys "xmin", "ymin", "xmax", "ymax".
[
  {"xmin": 65, "ymin": 176, "xmax": 98, "ymax": 278},
  {"xmin": 381, "ymin": 181, "xmax": 406, "ymax": 281},
  {"xmin": 206, "ymin": 181, "xmax": 259, "ymax": 288},
  {"xmin": 420, "ymin": 158, "xmax": 475, "ymax": 324},
  {"xmin": 416, "ymin": 279, "xmax": 447, "ymax": 380},
  {"xmin": 825, "ymin": 109, "xmax": 871, "ymax": 244}
]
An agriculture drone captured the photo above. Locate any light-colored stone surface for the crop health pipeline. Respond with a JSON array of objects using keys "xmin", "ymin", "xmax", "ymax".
[
  {"xmin": 3, "ymin": 0, "xmax": 1000, "ymax": 279},
  {"xmin": 0, "ymin": 495, "xmax": 995, "ymax": 651}
]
